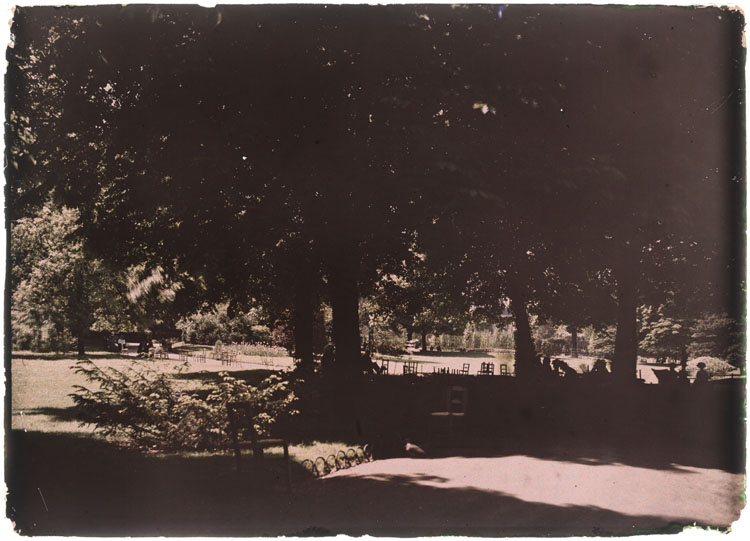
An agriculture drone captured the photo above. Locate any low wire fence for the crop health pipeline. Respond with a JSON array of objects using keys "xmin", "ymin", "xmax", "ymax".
[{"xmin": 301, "ymin": 444, "xmax": 373, "ymax": 477}]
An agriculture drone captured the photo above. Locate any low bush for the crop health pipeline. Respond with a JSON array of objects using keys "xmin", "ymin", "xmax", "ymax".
[
  {"xmin": 688, "ymin": 356, "xmax": 738, "ymax": 378},
  {"xmin": 70, "ymin": 359, "xmax": 298, "ymax": 452},
  {"xmin": 238, "ymin": 343, "xmax": 289, "ymax": 357},
  {"xmin": 176, "ymin": 303, "xmax": 271, "ymax": 345}
]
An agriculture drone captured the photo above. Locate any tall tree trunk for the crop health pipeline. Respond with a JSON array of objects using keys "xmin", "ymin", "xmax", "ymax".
[
  {"xmin": 508, "ymin": 282, "xmax": 536, "ymax": 379},
  {"xmin": 613, "ymin": 256, "xmax": 639, "ymax": 382},
  {"xmin": 367, "ymin": 318, "xmax": 375, "ymax": 356},
  {"xmin": 421, "ymin": 329, "xmax": 428, "ymax": 353},
  {"xmin": 406, "ymin": 328, "xmax": 413, "ymax": 341},
  {"xmin": 327, "ymin": 245, "xmax": 361, "ymax": 371},
  {"xmin": 570, "ymin": 326, "xmax": 579, "ymax": 358},
  {"xmin": 293, "ymin": 274, "xmax": 314, "ymax": 370},
  {"xmin": 77, "ymin": 330, "xmax": 86, "ymax": 356}
]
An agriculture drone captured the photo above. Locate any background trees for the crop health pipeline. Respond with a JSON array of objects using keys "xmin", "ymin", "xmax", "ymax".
[
  {"xmin": 10, "ymin": 204, "xmax": 130, "ymax": 353},
  {"xmin": 7, "ymin": 5, "xmax": 743, "ymax": 376}
]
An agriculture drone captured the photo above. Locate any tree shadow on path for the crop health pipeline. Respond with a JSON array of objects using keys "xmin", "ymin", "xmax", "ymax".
[{"xmin": 6, "ymin": 430, "xmax": 739, "ymax": 537}]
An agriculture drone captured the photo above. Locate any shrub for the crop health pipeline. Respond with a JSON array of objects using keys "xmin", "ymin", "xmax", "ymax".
[
  {"xmin": 689, "ymin": 314, "xmax": 744, "ymax": 368},
  {"xmin": 238, "ymin": 343, "xmax": 288, "ymax": 357},
  {"xmin": 176, "ymin": 303, "xmax": 271, "ymax": 345},
  {"xmin": 688, "ymin": 356, "xmax": 738, "ymax": 378},
  {"xmin": 374, "ymin": 327, "xmax": 406, "ymax": 355},
  {"xmin": 589, "ymin": 326, "xmax": 616, "ymax": 358},
  {"xmin": 270, "ymin": 311, "xmax": 295, "ymax": 352},
  {"xmin": 70, "ymin": 359, "xmax": 297, "ymax": 452}
]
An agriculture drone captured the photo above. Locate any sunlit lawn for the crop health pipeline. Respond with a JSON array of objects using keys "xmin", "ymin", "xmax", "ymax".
[
  {"xmin": 8, "ymin": 350, "xmax": 744, "ymax": 536},
  {"xmin": 10, "ymin": 350, "xmax": 353, "ymax": 463}
]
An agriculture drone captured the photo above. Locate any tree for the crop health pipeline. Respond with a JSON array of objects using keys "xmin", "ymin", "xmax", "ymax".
[
  {"xmin": 10, "ymin": 204, "xmax": 130, "ymax": 353},
  {"xmin": 638, "ymin": 304, "xmax": 690, "ymax": 365},
  {"xmin": 689, "ymin": 314, "xmax": 743, "ymax": 368},
  {"xmin": 7, "ymin": 5, "xmax": 441, "ymax": 373},
  {"xmin": 375, "ymin": 252, "xmax": 469, "ymax": 353},
  {"xmin": 8, "ymin": 5, "xmax": 742, "ymax": 382}
]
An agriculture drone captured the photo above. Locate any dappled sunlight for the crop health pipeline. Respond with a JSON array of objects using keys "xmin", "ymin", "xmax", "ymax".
[{"xmin": 320, "ymin": 454, "xmax": 743, "ymax": 530}]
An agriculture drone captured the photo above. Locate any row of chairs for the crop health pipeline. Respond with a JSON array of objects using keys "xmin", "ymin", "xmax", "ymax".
[
  {"xmin": 377, "ymin": 359, "xmax": 512, "ymax": 377},
  {"xmin": 408, "ymin": 361, "xmax": 510, "ymax": 376},
  {"xmin": 178, "ymin": 350, "xmax": 207, "ymax": 363},
  {"xmin": 478, "ymin": 362, "xmax": 495, "ymax": 375},
  {"xmin": 219, "ymin": 348, "xmax": 239, "ymax": 366},
  {"xmin": 403, "ymin": 361, "xmax": 420, "ymax": 375}
]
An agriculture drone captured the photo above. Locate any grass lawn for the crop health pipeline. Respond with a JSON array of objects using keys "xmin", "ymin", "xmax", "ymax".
[
  {"xmin": 8, "ymin": 350, "xmax": 368, "ymax": 535},
  {"xmin": 10, "ymin": 350, "xmax": 354, "ymax": 461},
  {"xmin": 7, "ymin": 350, "xmax": 744, "ymax": 536}
]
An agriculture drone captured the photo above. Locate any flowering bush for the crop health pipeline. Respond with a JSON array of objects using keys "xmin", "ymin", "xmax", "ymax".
[{"xmin": 70, "ymin": 359, "xmax": 297, "ymax": 452}]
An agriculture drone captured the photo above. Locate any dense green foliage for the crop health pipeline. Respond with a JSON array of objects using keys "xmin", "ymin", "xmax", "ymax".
[
  {"xmin": 689, "ymin": 314, "xmax": 744, "ymax": 367},
  {"xmin": 70, "ymin": 359, "xmax": 298, "ymax": 451},
  {"xmin": 176, "ymin": 303, "xmax": 271, "ymax": 345},
  {"xmin": 10, "ymin": 205, "xmax": 131, "ymax": 352}
]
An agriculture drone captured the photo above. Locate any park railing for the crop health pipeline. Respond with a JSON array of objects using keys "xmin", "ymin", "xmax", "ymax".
[{"xmin": 301, "ymin": 444, "xmax": 373, "ymax": 478}]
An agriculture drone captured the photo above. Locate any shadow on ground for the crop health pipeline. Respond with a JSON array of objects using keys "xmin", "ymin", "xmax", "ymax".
[
  {"xmin": 171, "ymin": 369, "xmax": 275, "ymax": 384},
  {"xmin": 6, "ymin": 424, "xmax": 748, "ymax": 537},
  {"xmin": 6, "ymin": 429, "xmax": 740, "ymax": 537},
  {"xmin": 18, "ymin": 407, "xmax": 81, "ymax": 424}
]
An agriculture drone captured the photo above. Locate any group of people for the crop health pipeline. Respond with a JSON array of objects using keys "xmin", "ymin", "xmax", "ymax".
[
  {"xmin": 137, "ymin": 337, "xmax": 155, "ymax": 358},
  {"xmin": 532, "ymin": 354, "xmax": 597, "ymax": 379},
  {"xmin": 658, "ymin": 362, "xmax": 711, "ymax": 386}
]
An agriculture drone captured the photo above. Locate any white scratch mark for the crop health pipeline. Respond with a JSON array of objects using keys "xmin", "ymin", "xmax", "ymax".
[{"xmin": 38, "ymin": 488, "xmax": 49, "ymax": 512}]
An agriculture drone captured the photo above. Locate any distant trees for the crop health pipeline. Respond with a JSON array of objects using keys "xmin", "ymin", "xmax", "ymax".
[
  {"xmin": 639, "ymin": 305, "xmax": 744, "ymax": 369},
  {"xmin": 7, "ymin": 5, "xmax": 742, "ymax": 376},
  {"xmin": 374, "ymin": 252, "xmax": 469, "ymax": 353},
  {"xmin": 10, "ymin": 204, "xmax": 130, "ymax": 353},
  {"xmin": 175, "ymin": 303, "xmax": 272, "ymax": 346},
  {"xmin": 689, "ymin": 314, "xmax": 743, "ymax": 367}
]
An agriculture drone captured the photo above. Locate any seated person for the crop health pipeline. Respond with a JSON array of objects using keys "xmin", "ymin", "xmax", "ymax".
[
  {"xmin": 591, "ymin": 358, "xmax": 611, "ymax": 379},
  {"xmin": 552, "ymin": 358, "xmax": 578, "ymax": 378},
  {"xmin": 694, "ymin": 362, "xmax": 710, "ymax": 385}
]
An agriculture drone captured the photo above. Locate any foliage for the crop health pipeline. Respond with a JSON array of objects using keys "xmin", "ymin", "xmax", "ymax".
[
  {"xmin": 688, "ymin": 356, "xmax": 738, "ymax": 378},
  {"xmin": 7, "ymin": 6, "xmax": 741, "ymax": 379},
  {"xmin": 638, "ymin": 306, "xmax": 743, "ymax": 367},
  {"xmin": 372, "ymin": 327, "xmax": 407, "ymax": 355},
  {"xmin": 177, "ymin": 302, "xmax": 271, "ymax": 345},
  {"xmin": 638, "ymin": 304, "xmax": 690, "ymax": 361},
  {"xmin": 358, "ymin": 299, "xmax": 406, "ymax": 354},
  {"xmin": 589, "ymin": 326, "xmax": 617, "ymax": 358},
  {"xmin": 534, "ymin": 324, "xmax": 569, "ymax": 356},
  {"xmin": 237, "ymin": 343, "xmax": 289, "ymax": 358},
  {"xmin": 374, "ymin": 252, "xmax": 469, "ymax": 351},
  {"xmin": 125, "ymin": 265, "xmax": 184, "ymax": 332},
  {"xmin": 70, "ymin": 359, "xmax": 297, "ymax": 452},
  {"xmin": 462, "ymin": 323, "xmax": 515, "ymax": 351},
  {"xmin": 689, "ymin": 314, "xmax": 744, "ymax": 368},
  {"xmin": 270, "ymin": 311, "xmax": 296, "ymax": 353},
  {"xmin": 10, "ymin": 204, "xmax": 131, "ymax": 352}
]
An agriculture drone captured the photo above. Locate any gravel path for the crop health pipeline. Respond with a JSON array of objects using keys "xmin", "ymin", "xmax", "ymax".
[{"xmin": 285, "ymin": 453, "xmax": 745, "ymax": 536}]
